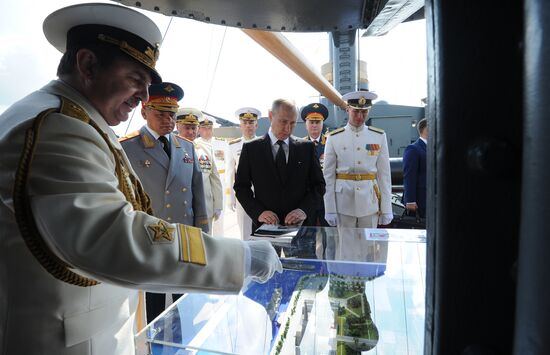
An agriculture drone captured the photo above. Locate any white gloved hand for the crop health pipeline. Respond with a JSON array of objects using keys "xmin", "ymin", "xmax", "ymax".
[
  {"xmin": 246, "ymin": 240, "xmax": 282, "ymax": 283},
  {"xmin": 228, "ymin": 195, "xmax": 237, "ymax": 212},
  {"xmin": 324, "ymin": 213, "xmax": 338, "ymax": 226},
  {"xmin": 379, "ymin": 213, "xmax": 394, "ymax": 226},
  {"xmin": 213, "ymin": 209, "xmax": 222, "ymax": 220}
]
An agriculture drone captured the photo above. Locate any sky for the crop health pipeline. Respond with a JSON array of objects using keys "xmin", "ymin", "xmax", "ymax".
[{"xmin": 0, "ymin": 0, "xmax": 427, "ymax": 136}]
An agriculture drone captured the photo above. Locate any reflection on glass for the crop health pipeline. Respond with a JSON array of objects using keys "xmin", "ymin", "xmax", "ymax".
[{"xmin": 139, "ymin": 227, "xmax": 426, "ymax": 355}]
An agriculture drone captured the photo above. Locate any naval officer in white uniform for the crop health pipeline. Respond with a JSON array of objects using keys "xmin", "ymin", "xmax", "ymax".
[
  {"xmin": 323, "ymin": 90, "xmax": 393, "ymax": 228},
  {"xmin": 0, "ymin": 4, "xmax": 282, "ymax": 355},
  {"xmin": 177, "ymin": 108, "xmax": 223, "ymax": 235},
  {"xmin": 225, "ymin": 107, "xmax": 261, "ymax": 240}
]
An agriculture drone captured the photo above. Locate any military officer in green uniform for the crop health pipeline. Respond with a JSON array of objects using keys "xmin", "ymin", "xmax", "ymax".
[
  {"xmin": 323, "ymin": 90, "xmax": 393, "ymax": 228},
  {"xmin": 0, "ymin": 4, "xmax": 281, "ymax": 354}
]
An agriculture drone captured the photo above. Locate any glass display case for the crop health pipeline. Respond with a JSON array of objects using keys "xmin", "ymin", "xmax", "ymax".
[{"xmin": 136, "ymin": 227, "xmax": 426, "ymax": 354}]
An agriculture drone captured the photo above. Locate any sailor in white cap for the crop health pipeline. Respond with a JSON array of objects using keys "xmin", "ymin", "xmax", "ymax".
[
  {"xmin": 0, "ymin": 4, "xmax": 281, "ymax": 355},
  {"xmin": 177, "ymin": 109, "xmax": 223, "ymax": 235},
  {"xmin": 225, "ymin": 107, "xmax": 261, "ymax": 240},
  {"xmin": 323, "ymin": 90, "xmax": 393, "ymax": 228},
  {"xmin": 196, "ymin": 114, "xmax": 227, "ymax": 235}
]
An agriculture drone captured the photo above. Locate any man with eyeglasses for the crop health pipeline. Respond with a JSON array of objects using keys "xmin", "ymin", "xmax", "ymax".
[{"xmin": 323, "ymin": 90, "xmax": 393, "ymax": 228}]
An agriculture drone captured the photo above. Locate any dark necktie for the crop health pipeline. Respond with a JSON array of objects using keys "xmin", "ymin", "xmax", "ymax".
[
  {"xmin": 158, "ymin": 136, "xmax": 171, "ymax": 158},
  {"xmin": 275, "ymin": 140, "xmax": 287, "ymax": 182}
]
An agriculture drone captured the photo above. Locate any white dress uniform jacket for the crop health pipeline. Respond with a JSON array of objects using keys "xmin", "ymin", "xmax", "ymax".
[
  {"xmin": 225, "ymin": 137, "xmax": 256, "ymax": 240},
  {"xmin": 323, "ymin": 123, "xmax": 392, "ymax": 218},
  {"xmin": 0, "ymin": 80, "xmax": 246, "ymax": 355},
  {"xmin": 120, "ymin": 126, "xmax": 209, "ymax": 232},
  {"xmin": 193, "ymin": 139, "xmax": 223, "ymax": 233}
]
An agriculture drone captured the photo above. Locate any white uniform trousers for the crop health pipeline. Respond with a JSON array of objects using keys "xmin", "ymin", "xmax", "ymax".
[
  {"xmin": 212, "ymin": 213, "xmax": 224, "ymax": 237},
  {"xmin": 337, "ymin": 213, "xmax": 379, "ymax": 228},
  {"xmin": 237, "ymin": 201, "xmax": 253, "ymax": 240}
]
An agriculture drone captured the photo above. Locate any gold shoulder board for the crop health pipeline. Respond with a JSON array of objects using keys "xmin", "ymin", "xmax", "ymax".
[
  {"xmin": 329, "ymin": 127, "xmax": 345, "ymax": 136},
  {"xmin": 368, "ymin": 126, "xmax": 385, "ymax": 134},
  {"xmin": 177, "ymin": 135, "xmax": 193, "ymax": 143},
  {"xmin": 229, "ymin": 137, "xmax": 242, "ymax": 145},
  {"xmin": 60, "ymin": 97, "xmax": 91, "ymax": 123},
  {"xmin": 118, "ymin": 130, "xmax": 140, "ymax": 142}
]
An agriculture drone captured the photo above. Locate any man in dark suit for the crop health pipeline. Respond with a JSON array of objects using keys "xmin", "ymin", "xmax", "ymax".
[
  {"xmin": 403, "ymin": 118, "xmax": 428, "ymax": 218},
  {"xmin": 234, "ymin": 99, "xmax": 325, "ymax": 232}
]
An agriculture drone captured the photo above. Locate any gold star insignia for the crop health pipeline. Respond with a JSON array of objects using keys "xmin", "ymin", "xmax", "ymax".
[{"xmin": 147, "ymin": 220, "xmax": 175, "ymax": 243}]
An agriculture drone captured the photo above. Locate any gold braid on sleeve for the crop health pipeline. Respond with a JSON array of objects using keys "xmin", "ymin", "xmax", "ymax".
[
  {"xmin": 13, "ymin": 106, "xmax": 100, "ymax": 287},
  {"xmin": 13, "ymin": 97, "xmax": 153, "ymax": 287}
]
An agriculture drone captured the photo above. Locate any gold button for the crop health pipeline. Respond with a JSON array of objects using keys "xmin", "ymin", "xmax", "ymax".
[
  {"xmin": 356, "ymin": 187, "xmax": 360, "ymax": 190},
  {"xmin": 358, "ymin": 161, "xmax": 361, "ymax": 164},
  {"xmin": 356, "ymin": 147, "xmax": 360, "ymax": 151},
  {"xmin": 184, "ymin": 214, "xmax": 188, "ymax": 217},
  {"xmin": 166, "ymin": 204, "xmax": 171, "ymax": 208},
  {"xmin": 343, "ymin": 147, "xmax": 346, "ymax": 150},
  {"xmin": 182, "ymin": 188, "xmax": 187, "ymax": 192},
  {"xmin": 356, "ymin": 134, "xmax": 359, "ymax": 137},
  {"xmin": 166, "ymin": 217, "xmax": 172, "ymax": 221},
  {"xmin": 184, "ymin": 201, "xmax": 188, "ymax": 205},
  {"xmin": 165, "ymin": 190, "xmax": 170, "ymax": 195}
]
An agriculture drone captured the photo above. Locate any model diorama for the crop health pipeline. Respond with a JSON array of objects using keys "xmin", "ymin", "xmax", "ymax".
[{"xmin": 244, "ymin": 258, "xmax": 385, "ymax": 355}]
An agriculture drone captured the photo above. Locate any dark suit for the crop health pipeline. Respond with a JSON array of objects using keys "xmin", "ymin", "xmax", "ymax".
[
  {"xmin": 403, "ymin": 138, "xmax": 427, "ymax": 217},
  {"xmin": 305, "ymin": 136, "xmax": 329, "ymax": 226},
  {"xmin": 234, "ymin": 134, "xmax": 325, "ymax": 231}
]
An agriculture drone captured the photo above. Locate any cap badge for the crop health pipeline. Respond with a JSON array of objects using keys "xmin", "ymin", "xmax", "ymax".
[
  {"xmin": 242, "ymin": 112, "xmax": 255, "ymax": 119},
  {"xmin": 358, "ymin": 97, "xmax": 367, "ymax": 106},
  {"xmin": 313, "ymin": 104, "xmax": 319, "ymax": 108},
  {"xmin": 164, "ymin": 84, "xmax": 175, "ymax": 93}
]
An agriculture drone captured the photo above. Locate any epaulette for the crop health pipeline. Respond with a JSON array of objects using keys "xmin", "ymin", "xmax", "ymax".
[
  {"xmin": 176, "ymin": 135, "xmax": 193, "ymax": 143},
  {"xmin": 118, "ymin": 130, "xmax": 140, "ymax": 142},
  {"xmin": 229, "ymin": 137, "xmax": 242, "ymax": 145},
  {"xmin": 214, "ymin": 137, "xmax": 225, "ymax": 141},
  {"xmin": 329, "ymin": 127, "xmax": 345, "ymax": 136},
  {"xmin": 60, "ymin": 97, "xmax": 91, "ymax": 123},
  {"xmin": 368, "ymin": 126, "xmax": 385, "ymax": 134}
]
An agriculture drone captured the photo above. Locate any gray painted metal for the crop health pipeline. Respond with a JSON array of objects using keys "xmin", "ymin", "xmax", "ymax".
[
  {"xmin": 116, "ymin": 0, "xmax": 384, "ymax": 32},
  {"xmin": 515, "ymin": 0, "xmax": 550, "ymax": 353},
  {"xmin": 363, "ymin": 0, "xmax": 425, "ymax": 36}
]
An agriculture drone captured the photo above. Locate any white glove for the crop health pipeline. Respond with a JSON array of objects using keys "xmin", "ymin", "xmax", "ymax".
[
  {"xmin": 213, "ymin": 209, "xmax": 222, "ymax": 220},
  {"xmin": 379, "ymin": 213, "xmax": 394, "ymax": 225},
  {"xmin": 324, "ymin": 213, "xmax": 338, "ymax": 226},
  {"xmin": 246, "ymin": 240, "xmax": 282, "ymax": 283},
  {"xmin": 227, "ymin": 195, "xmax": 236, "ymax": 212}
]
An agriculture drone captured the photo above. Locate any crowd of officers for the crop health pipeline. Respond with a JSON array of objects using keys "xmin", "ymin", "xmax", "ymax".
[{"xmin": 121, "ymin": 82, "xmax": 394, "ymax": 246}]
